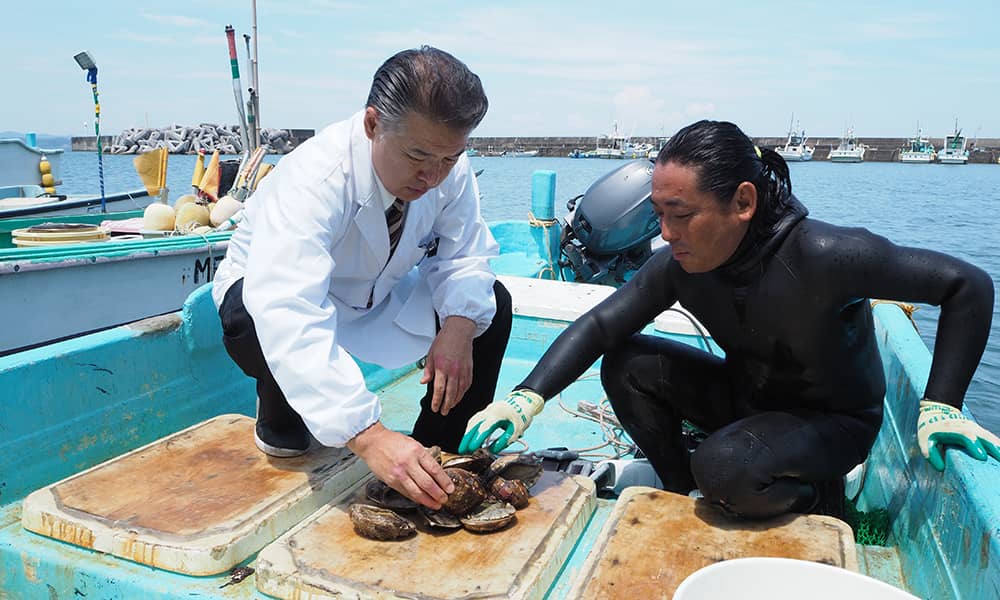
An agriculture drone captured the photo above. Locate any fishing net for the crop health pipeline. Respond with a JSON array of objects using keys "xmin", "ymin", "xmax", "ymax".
[{"xmin": 844, "ymin": 501, "xmax": 891, "ymax": 546}]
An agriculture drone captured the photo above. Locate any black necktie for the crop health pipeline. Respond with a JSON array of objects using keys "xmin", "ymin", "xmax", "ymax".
[{"xmin": 386, "ymin": 197, "xmax": 406, "ymax": 260}]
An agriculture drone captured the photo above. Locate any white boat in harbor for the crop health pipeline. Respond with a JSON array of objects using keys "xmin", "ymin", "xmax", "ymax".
[
  {"xmin": 937, "ymin": 120, "xmax": 969, "ymax": 165},
  {"xmin": 569, "ymin": 122, "xmax": 650, "ymax": 159},
  {"xmin": 828, "ymin": 127, "xmax": 867, "ymax": 163},
  {"xmin": 774, "ymin": 117, "xmax": 814, "ymax": 162},
  {"xmin": 899, "ymin": 127, "xmax": 936, "ymax": 163},
  {"xmin": 0, "ymin": 137, "xmax": 63, "ymax": 189},
  {"xmin": 503, "ymin": 148, "xmax": 539, "ymax": 157}
]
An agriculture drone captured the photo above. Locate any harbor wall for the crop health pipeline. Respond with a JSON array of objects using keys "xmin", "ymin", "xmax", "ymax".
[
  {"xmin": 70, "ymin": 132, "xmax": 1000, "ymax": 163},
  {"xmin": 468, "ymin": 136, "xmax": 1000, "ymax": 163}
]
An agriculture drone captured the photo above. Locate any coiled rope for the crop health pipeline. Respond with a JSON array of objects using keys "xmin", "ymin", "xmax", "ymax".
[{"xmin": 527, "ymin": 210, "xmax": 559, "ymax": 280}]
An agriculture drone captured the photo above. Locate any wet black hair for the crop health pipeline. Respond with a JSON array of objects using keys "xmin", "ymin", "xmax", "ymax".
[
  {"xmin": 656, "ymin": 120, "xmax": 793, "ymax": 236},
  {"xmin": 366, "ymin": 45, "xmax": 488, "ymax": 133}
]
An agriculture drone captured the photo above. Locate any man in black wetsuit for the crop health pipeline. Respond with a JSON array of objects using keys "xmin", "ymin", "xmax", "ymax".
[{"xmin": 458, "ymin": 119, "xmax": 999, "ymax": 519}]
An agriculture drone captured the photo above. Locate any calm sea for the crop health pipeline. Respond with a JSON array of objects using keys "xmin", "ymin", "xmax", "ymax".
[{"xmin": 59, "ymin": 152, "xmax": 1000, "ymax": 432}]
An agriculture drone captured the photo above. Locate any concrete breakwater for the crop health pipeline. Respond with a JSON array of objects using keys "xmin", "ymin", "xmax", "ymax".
[
  {"xmin": 72, "ymin": 127, "xmax": 314, "ymax": 154},
  {"xmin": 468, "ymin": 136, "xmax": 1000, "ymax": 163}
]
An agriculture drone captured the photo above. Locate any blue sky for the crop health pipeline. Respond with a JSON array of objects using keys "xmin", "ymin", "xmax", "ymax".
[{"xmin": 4, "ymin": 1, "xmax": 998, "ymax": 139}]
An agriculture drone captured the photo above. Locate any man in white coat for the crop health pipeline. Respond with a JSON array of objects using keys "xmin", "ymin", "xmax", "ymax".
[{"xmin": 212, "ymin": 46, "xmax": 511, "ymax": 510}]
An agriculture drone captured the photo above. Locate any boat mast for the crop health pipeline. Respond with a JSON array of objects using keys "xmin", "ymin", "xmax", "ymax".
[{"xmin": 251, "ymin": 0, "xmax": 261, "ymax": 149}]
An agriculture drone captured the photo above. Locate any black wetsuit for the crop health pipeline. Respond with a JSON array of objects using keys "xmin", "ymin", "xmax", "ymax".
[{"xmin": 520, "ymin": 195, "xmax": 994, "ymax": 518}]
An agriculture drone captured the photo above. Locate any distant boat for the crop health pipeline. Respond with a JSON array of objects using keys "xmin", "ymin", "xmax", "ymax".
[
  {"xmin": 569, "ymin": 122, "xmax": 649, "ymax": 159},
  {"xmin": 899, "ymin": 127, "xmax": 936, "ymax": 163},
  {"xmin": 775, "ymin": 116, "xmax": 814, "ymax": 162},
  {"xmin": 465, "ymin": 147, "xmax": 480, "ymax": 157},
  {"xmin": 503, "ymin": 148, "xmax": 539, "ymax": 157},
  {"xmin": 828, "ymin": 127, "xmax": 867, "ymax": 163},
  {"xmin": 937, "ymin": 120, "xmax": 969, "ymax": 165}
]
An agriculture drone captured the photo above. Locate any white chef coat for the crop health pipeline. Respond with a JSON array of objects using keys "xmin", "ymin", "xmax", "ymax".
[{"xmin": 212, "ymin": 110, "xmax": 499, "ymax": 447}]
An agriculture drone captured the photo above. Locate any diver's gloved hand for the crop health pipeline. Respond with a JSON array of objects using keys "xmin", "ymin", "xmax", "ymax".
[
  {"xmin": 458, "ymin": 389, "xmax": 545, "ymax": 454},
  {"xmin": 917, "ymin": 399, "xmax": 1000, "ymax": 471}
]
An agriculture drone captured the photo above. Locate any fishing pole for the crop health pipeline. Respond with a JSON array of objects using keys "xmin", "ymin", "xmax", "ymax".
[{"xmin": 73, "ymin": 51, "xmax": 106, "ymax": 212}]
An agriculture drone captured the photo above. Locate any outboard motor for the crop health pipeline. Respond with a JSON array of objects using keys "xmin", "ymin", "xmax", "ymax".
[{"xmin": 560, "ymin": 159, "xmax": 662, "ymax": 285}]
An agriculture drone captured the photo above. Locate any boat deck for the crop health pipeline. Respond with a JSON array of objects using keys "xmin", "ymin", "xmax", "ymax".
[{"xmin": 0, "ymin": 276, "xmax": 907, "ymax": 599}]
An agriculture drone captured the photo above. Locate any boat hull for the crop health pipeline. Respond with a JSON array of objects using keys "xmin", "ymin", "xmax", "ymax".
[
  {"xmin": 777, "ymin": 151, "xmax": 814, "ymax": 162},
  {"xmin": 899, "ymin": 153, "xmax": 935, "ymax": 163},
  {"xmin": 0, "ymin": 234, "xmax": 230, "ymax": 355}
]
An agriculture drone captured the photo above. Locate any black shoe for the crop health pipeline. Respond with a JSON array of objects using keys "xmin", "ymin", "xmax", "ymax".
[
  {"xmin": 254, "ymin": 396, "xmax": 310, "ymax": 457},
  {"xmin": 254, "ymin": 421, "xmax": 310, "ymax": 457},
  {"xmin": 809, "ymin": 477, "xmax": 847, "ymax": 520}
]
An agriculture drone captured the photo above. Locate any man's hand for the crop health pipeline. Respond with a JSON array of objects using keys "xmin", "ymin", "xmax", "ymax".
[
  {"xmin": 458, "ymin": 389, "xmax": 545, "ymax": 454},
  {"xmin": 917, "ymin": 399, "xmax": 1000, "ymax": 471},
  {"xmin": 347, "ymin": 422, "xmax": 454, "ymax": 509},
  {"xmin": 420, "ymin": 316, "xmax": 476, "ymax": 416}
]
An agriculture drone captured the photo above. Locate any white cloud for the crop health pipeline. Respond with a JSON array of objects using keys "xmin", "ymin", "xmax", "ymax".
[{"xmin": 140, "ymin": 13, "xmax": 211, "ymax": 28}]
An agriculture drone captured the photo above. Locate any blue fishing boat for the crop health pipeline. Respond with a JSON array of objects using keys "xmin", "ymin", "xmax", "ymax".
[{"xmin": 0, "ymin": 168, "xmax": 997, "ymax": 599}]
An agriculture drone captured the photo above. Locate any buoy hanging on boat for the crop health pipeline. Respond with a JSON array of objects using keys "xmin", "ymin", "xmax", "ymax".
[{"xmin": 39, "ymin": 155, "xmax": 57, "ymax": 195}]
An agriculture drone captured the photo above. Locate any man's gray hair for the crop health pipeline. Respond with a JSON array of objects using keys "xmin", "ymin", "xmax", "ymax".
[{"xmin": 366, "ymin": 46, "xmax": 488, "ymax": 133}]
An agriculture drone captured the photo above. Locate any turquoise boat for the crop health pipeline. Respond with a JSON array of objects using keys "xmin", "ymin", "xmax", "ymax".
[{"xmin": 1, "ymin": 170, "xmax": 997, "ymax": 599}]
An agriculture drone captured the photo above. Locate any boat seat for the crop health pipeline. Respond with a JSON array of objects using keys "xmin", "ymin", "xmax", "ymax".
[
  {"xmin": 20, "ymin": 414, "xmax": 368, "ymax": 575},
  {"xmin": 255, "ymin": 471, "xmax": 596, "ymax": 600},
  {"xmin": 568, "ymin": 487, "xmax": 858, "ymax": 598}
]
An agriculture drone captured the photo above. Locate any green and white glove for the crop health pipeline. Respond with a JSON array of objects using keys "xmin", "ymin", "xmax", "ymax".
[
  {"xmin": 458, "ymin": 389, "xmax": 545, "ymax": 454},
  {"xmin": 917, "ymin": 399, "xmax": 1000, "ymax": 471}
]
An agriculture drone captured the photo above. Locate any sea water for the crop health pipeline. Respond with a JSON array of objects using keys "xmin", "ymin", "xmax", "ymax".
[{"xmin": 57, "ymin": 152, "xmax": 1000, "ymax": 432}]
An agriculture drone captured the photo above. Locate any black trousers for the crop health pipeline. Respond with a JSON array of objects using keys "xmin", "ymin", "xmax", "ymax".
[
  {"xmin": 219, "ymin": 278, "xmax": 512, "ymax": 453},
  {"xmin": 600, "ymin": 334, "xmax": 873, "ymax": 519}
]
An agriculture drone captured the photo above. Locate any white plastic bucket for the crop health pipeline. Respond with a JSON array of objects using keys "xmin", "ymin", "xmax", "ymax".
[{"xmin": 673, "ymin": 557, "xmax": 919, "ymax": 600}]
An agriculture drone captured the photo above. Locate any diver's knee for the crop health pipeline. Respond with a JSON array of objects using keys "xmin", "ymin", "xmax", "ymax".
[{"xmin": 690, "ymin": 429, "xmax": 800, "ymax": 519}]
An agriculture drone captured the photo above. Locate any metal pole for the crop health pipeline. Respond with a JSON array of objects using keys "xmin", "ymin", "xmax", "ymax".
[
  {"xmin": 251, "ymin": 0, "xmax": 261, "ymax": 148},
  {"xmin": 225, "ymin": 25, "xmax": 251, "ymax": 158},
  {"xmin": 74, "ymin": 52, "xmax": 106, "ymax": 212}
]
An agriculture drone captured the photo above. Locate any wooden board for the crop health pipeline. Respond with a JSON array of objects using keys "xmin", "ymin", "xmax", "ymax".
[
  {"xmin": 21, "ymin": 414, "xmax": 368, "ymax": 575},
  {"xmin": 568, "ymin": 487, "xmax": 858, "ymax": 599},
  {"xmin": 256, "ymin": 471, "xmax": 597, "ymax": 600}
]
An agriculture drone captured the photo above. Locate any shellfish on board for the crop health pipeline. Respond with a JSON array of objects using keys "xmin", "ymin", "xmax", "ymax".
[
  {"xmin": 441, "ymin": 467, "xmax": 487, "ymax": 515},
  {"xmin": 460, "ymin": 500, "xmax": 517, "ymax": 533},
  {"xmin": 349, "ymin": 504, "xmax": 417, "ymax": 541}
]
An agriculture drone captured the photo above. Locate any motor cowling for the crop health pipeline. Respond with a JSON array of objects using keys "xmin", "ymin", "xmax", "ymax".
[{"xmin": 560, "ymin": 159, "xmax": 661, "ymax": 285}]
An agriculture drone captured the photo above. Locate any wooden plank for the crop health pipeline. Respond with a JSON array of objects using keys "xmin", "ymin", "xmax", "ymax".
[
  {"xmin": 569, "ymin": 487, "xmax": 858, "ymax": 600},
  {"xmin": 21, "ymin": 414, "xmax": 368, "ymax": 575},
  {"xmin": 256, "ymin": 471, "xmax": 597, "ymax": 600}
]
